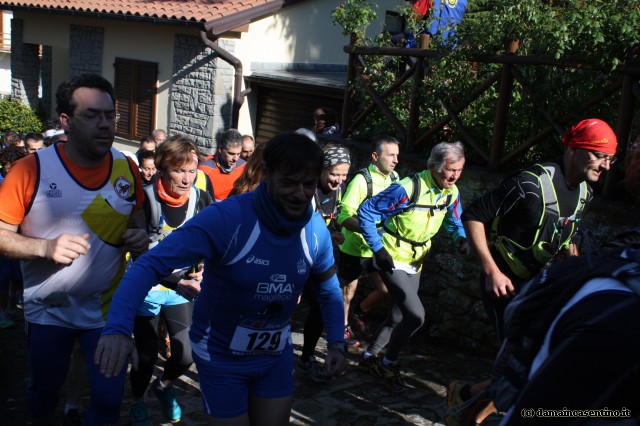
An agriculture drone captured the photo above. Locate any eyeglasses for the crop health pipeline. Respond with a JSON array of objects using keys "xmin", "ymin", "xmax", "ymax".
[
  {"xmin": 586, "ymin": 150, "xmax": 617, "ymax": 165},
  {"xmin": 71, "ymin": 110, "xmax": 120, "ymax": 124}
]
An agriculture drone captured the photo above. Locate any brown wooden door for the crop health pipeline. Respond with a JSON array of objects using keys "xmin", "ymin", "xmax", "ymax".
[{"xmin": 114, "ymin": 58, "xmax": 157, "ymax": 141}]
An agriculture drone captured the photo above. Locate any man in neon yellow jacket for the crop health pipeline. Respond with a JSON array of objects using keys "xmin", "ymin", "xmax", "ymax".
[{"xmin": 357, "ymin": 141, "xmax": 468, "ymax": 393}]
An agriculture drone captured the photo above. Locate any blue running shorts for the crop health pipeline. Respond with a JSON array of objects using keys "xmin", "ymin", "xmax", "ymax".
[
  {"xmin": 136, "ymin": 289, "xmax": 190, "ymax": 316},
  {"xmin": 193, "ymin": 349, "xmax": 294, "ymax": 418}
]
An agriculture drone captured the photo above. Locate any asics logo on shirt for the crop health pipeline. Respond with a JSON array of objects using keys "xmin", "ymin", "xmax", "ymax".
[{"xmin": 246, "ymin": 255, "xmax": 270, "ymax": 266}]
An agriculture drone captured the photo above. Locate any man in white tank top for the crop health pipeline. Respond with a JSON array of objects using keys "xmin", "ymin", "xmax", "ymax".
[{"xmin": 0, "ymin": 74, "xmax": 148, "ymax": 425}]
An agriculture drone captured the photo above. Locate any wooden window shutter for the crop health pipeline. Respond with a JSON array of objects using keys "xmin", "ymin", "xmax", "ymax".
[{"xmin": 114, "ymin": 58, "xmax": 158, "ymax": 140}]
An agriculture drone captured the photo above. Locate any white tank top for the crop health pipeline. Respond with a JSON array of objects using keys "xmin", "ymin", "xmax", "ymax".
[{"xmin": 21, "ymin": 146, "xmax": 137, "ymax": 328}]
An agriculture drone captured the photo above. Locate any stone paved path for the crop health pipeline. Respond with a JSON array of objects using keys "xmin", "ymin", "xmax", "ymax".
[{"xmin": 2, "ymin": 309, "xmax": 503, "ymax": 425}]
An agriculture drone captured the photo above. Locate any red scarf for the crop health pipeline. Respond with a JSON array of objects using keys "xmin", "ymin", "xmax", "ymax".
[{"xmin": 155, "ymin": 176, "xmax": 189, "ymax": 207}]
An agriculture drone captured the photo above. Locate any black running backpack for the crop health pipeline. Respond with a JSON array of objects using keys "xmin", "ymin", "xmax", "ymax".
[{"xmin": 488, "ymin": 242, "xmax": 640, "ymax": 412}]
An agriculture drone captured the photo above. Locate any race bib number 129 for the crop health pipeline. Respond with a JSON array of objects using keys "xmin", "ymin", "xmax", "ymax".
[{"xmin": 229, "ymin": 324, "xmax": 290, "ymax": 354}]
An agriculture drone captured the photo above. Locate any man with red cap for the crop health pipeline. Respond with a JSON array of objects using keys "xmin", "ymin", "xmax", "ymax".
[{"xmin": 445, "ymin": 118, "xmax": 618, "ymax": 426}]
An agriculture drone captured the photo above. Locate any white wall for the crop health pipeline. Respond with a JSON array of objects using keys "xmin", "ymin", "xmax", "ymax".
[
  {"xmin": 0, "ymin": 53, "xmax": 10, "ymax": 95},
  {"xmin": 234, "ymin": 0, "xmax": 399, "ymax": 68}
]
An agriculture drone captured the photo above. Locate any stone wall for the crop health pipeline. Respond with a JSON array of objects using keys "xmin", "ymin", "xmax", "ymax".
[
  {"xmin": 342, "ymin": 140, "xmax": 638, "ymax": 356},
  {"xmin": 213, "ymin": 39, "xmax": 235, "ymax": 142},
  {"xmin": 41, "ymin": 46, "xmax": 52, "ymax": 117},
  {"xmin": 10, "ymin": 19, "xmax": 40, "ymax": 109},
  {"xmin": 69, "ymin": 25, "xmax": 103, "ymax": 76},
  {"xmin": 170, "ymin": 35, "xmax": 235, "ymax": 154}
]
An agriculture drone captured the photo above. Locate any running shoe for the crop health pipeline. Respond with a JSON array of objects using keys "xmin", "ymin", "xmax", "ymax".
[
  {"xmin": 129, "ymin": 401, "xmax": 153, "ymax": 426},
  {"xmin": 295, "ymin": 356, "xmax": 331, "ymax": 382},
  {"xmin": 373, "ymin": 358, "xmax": 407, "ymax": 393},
  {"xmin": 358, "ymin": 353, "xmax": 378, "ymax": 374},
  {"xmin": 62, "ymin": 408, "xmax": 82, "ymax": 426},
  {"xmin": 446, "ymin": 381, "xmax": 496, "ymax": 426},
  {"xmin": 151, "ymin": 378, "xmax": 182, "ymax": 423},
  {"xmin": 344, "ymin": 324, "xmax": 361, "ymax": 348}
]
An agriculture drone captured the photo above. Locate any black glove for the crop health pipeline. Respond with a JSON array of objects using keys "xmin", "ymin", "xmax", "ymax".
[
  {"xmin": 374, "ymin": 247, "xmax": 395, "ymax": 274},
  {"xmin": 457, "ymin": 237, "xmax": 471, "ymax": 255}
]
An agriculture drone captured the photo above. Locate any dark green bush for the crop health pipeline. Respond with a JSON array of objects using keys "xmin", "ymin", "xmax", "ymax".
[{"xmin": 0, "ymin": 98, "xmax": 43, "ymax": 136}]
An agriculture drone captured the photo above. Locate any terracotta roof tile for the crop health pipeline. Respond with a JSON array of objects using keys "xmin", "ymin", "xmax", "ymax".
[{"xmin": 0, "ymin": 0, "xmax": 305, "ymax": 34}]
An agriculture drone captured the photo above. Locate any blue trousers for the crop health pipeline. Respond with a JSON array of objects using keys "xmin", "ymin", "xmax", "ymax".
[{"xmin": 26, "ymin": 323, "xmax": 127, "ymax": 425}]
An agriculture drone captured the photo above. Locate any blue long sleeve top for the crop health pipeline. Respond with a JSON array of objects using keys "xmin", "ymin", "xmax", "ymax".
[{"xmin": 102, "ymin": 190, "xmax": 344, "ymax": 360}]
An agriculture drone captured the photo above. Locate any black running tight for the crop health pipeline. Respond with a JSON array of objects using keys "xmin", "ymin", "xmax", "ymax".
[
  {"xmin": 130, "ymin": 301, "xmax": 194, "ymax": 398},
  {"xmin": 367, "ymin": 270, "xmax": 424, "ymax": 362}
]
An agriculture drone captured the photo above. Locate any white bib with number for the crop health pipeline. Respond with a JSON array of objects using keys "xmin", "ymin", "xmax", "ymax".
[{"xmin": 229, "ymin": 323, "xmax": 291, "ymax": 355}]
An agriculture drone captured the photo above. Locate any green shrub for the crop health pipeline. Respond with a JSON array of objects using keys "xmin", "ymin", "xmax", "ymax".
[
  {"xmin": 331, "ymin": 0, "xmax": 378, "ymax": 40},
  {"xmin": 0, "ymin": 98, "xmax": 43, "ymax": 136}
]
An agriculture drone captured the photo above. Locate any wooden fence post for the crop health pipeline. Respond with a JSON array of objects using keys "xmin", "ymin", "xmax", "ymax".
[{"xmin": 490, "ymin": 62, "xmax": 514, "ymax": 170}]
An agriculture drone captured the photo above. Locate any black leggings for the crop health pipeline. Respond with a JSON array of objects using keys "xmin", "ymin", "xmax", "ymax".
[
  {"xmin": 367, "ymin": 270, "xmax": 424, "ymax": 362},
  {"xmin": 130, "ymin": 302, "xmax": 194, "ymax": 398}
]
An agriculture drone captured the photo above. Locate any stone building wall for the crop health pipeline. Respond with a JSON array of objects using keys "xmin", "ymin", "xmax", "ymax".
[
  {"xmin": 213, "ymin": 39, "xmax": 235, "ymax": 142},
  {"xmin": 40, "ymin": 46, "xmax": 52, "ymax": 117},
  {"xmin": 69, "ymin": 25, "xmax": 103, "ymax": 76},
  {"xmin": 170, "ymin": 35, "xmax": 235, "ymax": 154},
  {"xmin": 10, "ymin": 19, "xmax": 40, "ymax": 109}
]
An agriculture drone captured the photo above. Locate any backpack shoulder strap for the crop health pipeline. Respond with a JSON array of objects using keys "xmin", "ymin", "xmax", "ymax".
[
  {"xmin": 144, "ymin": 184, "xmax": 162, "ymax": 240},
  {"xmin": 408, "ymin": 173, "xmax": 421, "ymax": 206},
  {"xmin": 520, "ymin": 164, "xmax": 557, "ymax": 218},
  {"xmin": 536, "ymin": 165, "xmax": 559, "ymax": 219},
  {"xmin": 402, "ymin": 173, "xmax": 454, "ymax": 214},
  {"xmin": 353, "ymin": 167, "xmax": 373, "ymax": 200}
]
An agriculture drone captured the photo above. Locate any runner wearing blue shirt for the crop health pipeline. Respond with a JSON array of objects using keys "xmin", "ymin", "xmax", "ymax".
[
  {"xmin": 357, "ymin": 141, "xmax": 468, "ymax": 393},
  {"xmin": 95, "ymin": 133, "xmax": 348, "ymax": 426}
]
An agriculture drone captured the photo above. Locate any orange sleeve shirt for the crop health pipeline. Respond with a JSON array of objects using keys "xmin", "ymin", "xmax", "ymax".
[{"xmin": 0, "ymin": 144, "xmax": 144, "ymax": 226}]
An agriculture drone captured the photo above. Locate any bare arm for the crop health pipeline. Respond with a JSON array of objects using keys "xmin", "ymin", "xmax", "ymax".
[
  {"xmin": 464, "ymin": 220, "xmax": 514, "ymax": 298},
  {"xmin": 0, "ymin": 220, "xmax": 90, "ymax": 263}
]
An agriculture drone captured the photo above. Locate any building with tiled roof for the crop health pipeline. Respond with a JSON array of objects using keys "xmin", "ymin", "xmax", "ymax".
[{"xmin": 0, "ymin": 0, "xmax": 397, "ymax": 151}]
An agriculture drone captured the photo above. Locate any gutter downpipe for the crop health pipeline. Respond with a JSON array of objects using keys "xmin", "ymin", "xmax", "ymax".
[{"xmin": 200, "ymin": 30, "xmax": 251, "ymax": 129}]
